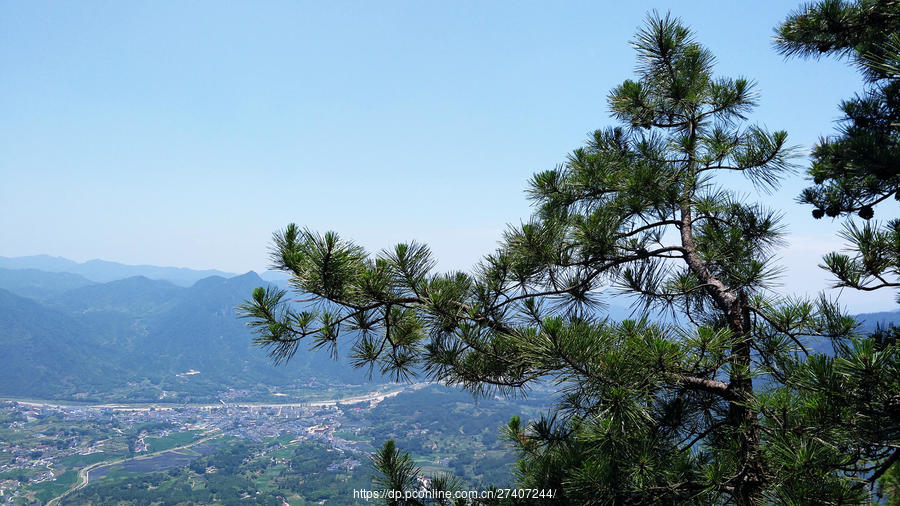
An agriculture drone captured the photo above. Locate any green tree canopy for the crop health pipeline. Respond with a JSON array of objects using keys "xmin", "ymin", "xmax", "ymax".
[
  {"xmin": 778, "ymin": 2, "xmax": 900, "ymax": 498},
  {"xmin": 776, "ymin": 0, "xmax": 900, "ymax": 300},
  {"xmin": 242, "ymin": 12, "xmax": 899, "ymax": 504},
  {"xmin": 776, "ymin": 0, "xmax": 900, "ymax": 299},
  {"xmin": 777, "ymin": 0, "xmax": 900, "ymax": 220}
]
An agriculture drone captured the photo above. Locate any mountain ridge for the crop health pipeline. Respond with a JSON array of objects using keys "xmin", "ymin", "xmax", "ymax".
[
  {"xmin": 0, "ymin": 257, "xmax": 896, "ymax": 404},
  {"xmin": 0, "ymin": 254, "xmax": 237, "ymax": 287},
  {"xmin": 0, "ymin": 269, "xmax": 382, "ymax": 403}
]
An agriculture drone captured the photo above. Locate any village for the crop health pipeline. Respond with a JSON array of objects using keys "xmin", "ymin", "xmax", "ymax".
[{"xmin": 0, "ymin": 397, "xmax": 378, "ymax": 504}]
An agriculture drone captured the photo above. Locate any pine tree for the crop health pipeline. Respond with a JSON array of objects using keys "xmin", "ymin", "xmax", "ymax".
[
  {"xmin": 371, "ymin": 440, "xmax": 466, "ymax": 506},
  {"xmin": 372, "ymin": 439, "xmax": 420, "ymax": 505},
  {"xmin": 777, "ymin": 2, "xmax": 900, "ymax": 499},
  {"xmin": 241, "ymin": 12, "xmax": 899, "ymax": 504},
  {"xmin": 776, "ymin": 0, "xmax": 900, "ymax": 301},
  {"xmin": 776, "ymin": 0, "xmax": 900, "ymax": 220}
]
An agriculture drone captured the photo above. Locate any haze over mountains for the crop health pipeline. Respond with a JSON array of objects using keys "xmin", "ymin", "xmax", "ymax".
[
  {"xmin": 0, "ymin": 257, "xmax": 376, "ymax": 403},
  {"xmin": 0, "ymin": 255, "xmax": 236, "ymax": 287},
  {"xmin": 0, "ymin": 255, "xmax": 897, "ymax": 404}
]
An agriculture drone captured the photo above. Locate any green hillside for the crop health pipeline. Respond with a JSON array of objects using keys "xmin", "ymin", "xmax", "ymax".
[{"xmin": 0, "ymin": 270, "xmax": 382, "ymax": 403}]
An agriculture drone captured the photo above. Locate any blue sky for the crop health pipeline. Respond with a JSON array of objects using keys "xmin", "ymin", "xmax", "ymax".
[{"xmin": 1, "ymin": 1, "xmax": 893, "ymax": 312}]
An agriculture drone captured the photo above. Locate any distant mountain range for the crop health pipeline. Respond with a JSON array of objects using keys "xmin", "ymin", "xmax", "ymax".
[
  {"xmin": 0, "ymin": 266, "xmax": 379, "ymax": 403},
  {"xmin": 0, "ymin": 256, "xmax": 896, "ymax": 404},
  {"xmin": 0, "ymin": 255, "xmax": 236, "ymax": 287}
]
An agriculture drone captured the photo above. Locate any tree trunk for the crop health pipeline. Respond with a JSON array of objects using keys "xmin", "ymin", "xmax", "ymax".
[
  {"xmin": 726, "ymin": 293, "xmax": 764, "ymax": 504},
  {"xmin": 680, "ymin": 195, "xmax": 765, "ymax": 503}
]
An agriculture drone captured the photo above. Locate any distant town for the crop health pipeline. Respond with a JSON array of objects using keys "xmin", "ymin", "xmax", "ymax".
[{"xmin": 0, "ymin": 385, "xmax": 430, "ymax": 504}]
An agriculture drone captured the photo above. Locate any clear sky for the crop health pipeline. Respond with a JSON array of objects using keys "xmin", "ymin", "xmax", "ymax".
[{"xmin": 1, "ymin": 1, "xmax": 893, "ymax": 312}]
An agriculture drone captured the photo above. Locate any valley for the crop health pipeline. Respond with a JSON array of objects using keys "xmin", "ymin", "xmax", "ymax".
[
  {"xmin": 1, "ymin": 258, "xmax": 896, "ymax": 504},
  {"xmin": 0, "ymin": 384, "xmax": 546, "ymax": 505}
]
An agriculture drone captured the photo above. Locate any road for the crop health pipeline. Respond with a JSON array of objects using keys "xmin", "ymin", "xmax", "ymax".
[
  {"xmin": 46, "ymin": 430, "xmax": 222, "ymax": 506},
  {"xmin": 38, "ymin": 383, "xmax": 428, "ymax": 504},
  {"xmin": 9, "ymin": 383, "xmax": 427, "ymax": 412}
]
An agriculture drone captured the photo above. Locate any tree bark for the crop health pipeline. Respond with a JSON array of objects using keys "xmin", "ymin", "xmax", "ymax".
[
  {"xmin": 680, "ymin": 198, "xmax": 764, "ymax": 504},
  {"xmin": 725, "ymin": 293, "xmax": 764, "ymax": 504}
]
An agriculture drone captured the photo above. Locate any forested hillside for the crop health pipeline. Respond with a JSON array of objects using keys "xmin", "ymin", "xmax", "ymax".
[{"xmin": 0, "ymin": 269, "xmax": 382, "ymax": 403}]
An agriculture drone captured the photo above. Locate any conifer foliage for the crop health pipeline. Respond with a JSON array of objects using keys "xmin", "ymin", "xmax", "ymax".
[
  {"xmin": 241, "ymin": 13, "xmax": 899, "ymax": 504},
  {"xmin": 776, "ymin": 0, "xmax": 900, "ymax": 300},
  {"xmin": 778, "ymin": 1, "xmax": 900, "ymax": 499},
  {"xmin": 777, "ymin": 0, "xmax": 900, "ymax": 219}
]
